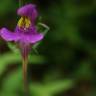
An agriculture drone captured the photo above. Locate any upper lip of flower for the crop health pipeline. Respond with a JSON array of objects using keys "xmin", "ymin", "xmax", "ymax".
[{"xmin": 17, "ymin": 4, "xmax": 38, "ymax": 22}]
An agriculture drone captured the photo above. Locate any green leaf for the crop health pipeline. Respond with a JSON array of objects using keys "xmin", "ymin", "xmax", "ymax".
[
  {"xmin": 33, "ymin": 23, "xmax": 50, "ymax": 49},
  {"xmin": 2, "ymin": 68, "xmax": 22, "ymax": 93},
  {"xmin": 0, "ymin": 52, "xmax": 21, "ymax": 75},
  {"xmin": 0, "ymin": 93, "xmax": 17, "ymax": 96},
  {"xmin": 30, "ymin": 79, "xmax": 74, "ymax": 96},
  {"xmin": 7, "ymin": 42, "xmax": 19, "ymax": 53},
  {"xmin": 45, "ymin": 79, "xmax": 74, "ymax": 95},
  {"xmin": 38, "ymin": 23, "xmax": 50, "ymax": 36},
  {"xmin": 0, "ymin": 52, "xmax": 45, "ymax": 75}
]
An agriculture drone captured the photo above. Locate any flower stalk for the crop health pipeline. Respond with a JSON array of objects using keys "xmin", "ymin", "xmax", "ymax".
[
  {"xmin": 19, "ymin": 0, "xmax": 24, "ymax": 7},
  {"xmin": 22, "ymin": 46, "xmax": 29, "ymax": 96},
  {"xmin": 19, "ymin": 43, "xmax": 31, "ymax": 96}
]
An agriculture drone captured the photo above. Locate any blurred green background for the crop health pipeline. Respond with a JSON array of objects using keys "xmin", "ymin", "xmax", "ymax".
[{"xmin": 0, "ymin": 0, "xmax": 96, "ymax": 96}]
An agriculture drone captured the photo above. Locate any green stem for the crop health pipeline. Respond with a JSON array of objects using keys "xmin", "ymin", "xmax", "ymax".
[
  {"xmin": 19, "ymin": 0, "xmax": 24, "ymax": 7},
  {"xmin": 22, "ymin": 56, "xmax": 29, "ymax": 96},
  {"xmin": 22, "ymin": 46, "xmax": 30, "ymax": 96}
]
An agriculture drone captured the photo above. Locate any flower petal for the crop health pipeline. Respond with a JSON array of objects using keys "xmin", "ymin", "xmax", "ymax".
[
  {"xmin": 21, "ymin": 33, "xmax": 44, "ymax": 44},
  {"xmin": 17, "ymin": 4, "xmax": 38, "ymax": 22},
  {"xmin": 0, "ymin": 28, "xmax": 20, "ymax": 41}
]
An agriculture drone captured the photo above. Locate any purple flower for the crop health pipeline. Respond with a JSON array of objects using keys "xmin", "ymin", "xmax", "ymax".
[
  {"xmin": 0, "ymin": 4, "xmax": 48, "ymax": 94},
  {"xmin": 0, "ymin": 4, "xmax": 44, "ymax": 45}
]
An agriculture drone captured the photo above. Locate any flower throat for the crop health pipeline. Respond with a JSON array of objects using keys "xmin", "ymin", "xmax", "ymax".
[{"xmin": 18, "ymin": 17, "xmax": 31, "ymax": 30}]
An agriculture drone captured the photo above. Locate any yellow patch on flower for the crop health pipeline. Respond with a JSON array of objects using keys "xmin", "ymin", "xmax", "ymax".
[{"xmin": 18, "ymin": 17, "xmax": 31, "ymax": 28}]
